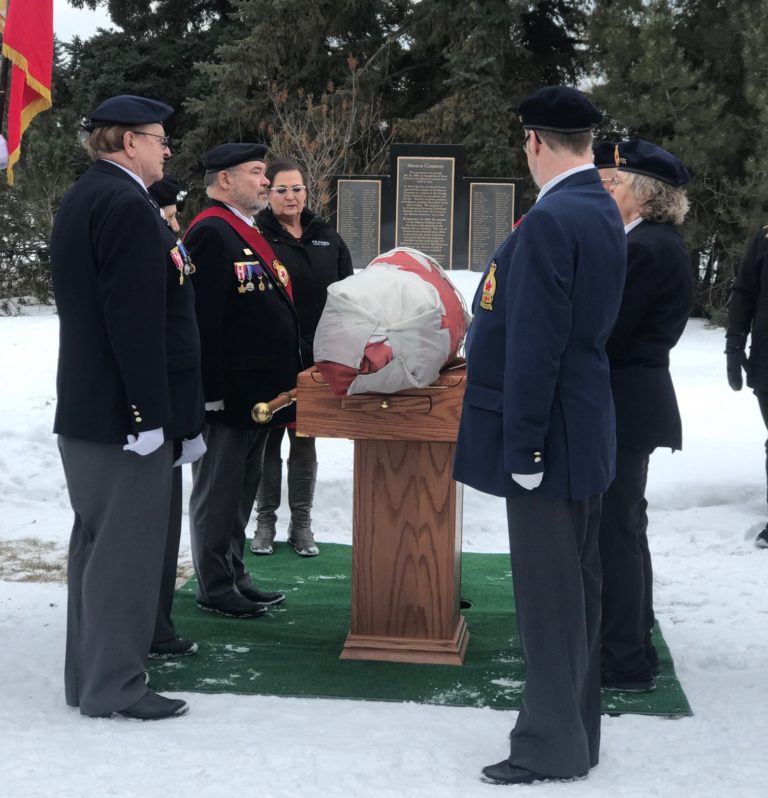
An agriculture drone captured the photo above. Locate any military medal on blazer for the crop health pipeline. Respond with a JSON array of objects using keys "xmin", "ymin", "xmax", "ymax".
[
  {"xmin": 169, "ymin": 240, "xmax": 196, "ymax": 285},
  {"xmin": 186, "ymin": 206, "xmax": 293, "ymax": 301}
]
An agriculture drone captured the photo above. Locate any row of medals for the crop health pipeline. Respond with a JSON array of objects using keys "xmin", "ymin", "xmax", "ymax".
[{"xmin": 235, "ymin": 261, "xmax": 272, "ymax": 294}]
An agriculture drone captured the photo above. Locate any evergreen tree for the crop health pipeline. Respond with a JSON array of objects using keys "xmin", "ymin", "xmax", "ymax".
[{"xmin": 588, "ymin": 0, "xmax": 768, "ymax": 316}]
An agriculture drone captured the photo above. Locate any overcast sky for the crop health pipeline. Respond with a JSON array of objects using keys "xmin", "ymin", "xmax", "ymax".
[{"xmin": 54, "ymin": 0, "xmax": 113, "ymax": 41}]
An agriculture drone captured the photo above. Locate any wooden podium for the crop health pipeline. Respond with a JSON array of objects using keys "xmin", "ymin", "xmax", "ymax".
[{"xmin": 296, "ymin": 366, "xmax": 468, "ymax": 665}]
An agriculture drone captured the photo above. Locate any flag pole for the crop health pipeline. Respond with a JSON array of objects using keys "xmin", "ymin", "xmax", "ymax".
[{"xmin": 0, "ymin": 0, "xmax": 9, "ymax": 136}]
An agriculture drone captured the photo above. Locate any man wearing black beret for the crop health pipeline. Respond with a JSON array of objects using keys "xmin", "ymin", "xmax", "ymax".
[
  {"xmin": 454, "ymin": 85, "xmax": 627, "ymax": 784},
  {"xmin": 50, "ymin": 95, "xmax": 206, "ymax": 720},
  {"xmin": 183, "ymin": 142, "xmax": 297, "ymax": 618},
  {"xmin": 600, "ymin": 140, "xmax": 693, "ymax": 694},
  {"xmin": 148, "ymin": 174, "xmax": 186, "ymax": 233}
]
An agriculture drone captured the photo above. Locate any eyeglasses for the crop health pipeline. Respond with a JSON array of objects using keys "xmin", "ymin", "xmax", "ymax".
[
  {"xmin": 130, "ymin": 131, "xmax": 171, "ymax": 148},
  {"xmin": 269, "ymin": 185, "xmax": 306, "ymax": 195},
  {"xmin": 522, "ymin": 131, "xmax": 540, "ymax": 152}
]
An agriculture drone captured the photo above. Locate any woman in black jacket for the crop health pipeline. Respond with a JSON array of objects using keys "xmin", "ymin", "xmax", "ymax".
[
  {"xmin": 600, "ymin": 139, "xmax": 693, "ymax": 693},
  {"xmin": 250, "ymin": 159, "xmax": 354, "ymax": 557}
]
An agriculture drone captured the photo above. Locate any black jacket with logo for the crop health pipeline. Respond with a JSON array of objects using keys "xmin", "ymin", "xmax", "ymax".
[{"xmin": 256, "ymin": 207, "xmax": 353, "ymax": 364}]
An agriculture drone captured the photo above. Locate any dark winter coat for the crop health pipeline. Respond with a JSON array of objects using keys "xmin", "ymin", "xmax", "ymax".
[
  {"xmin": 727, "ymin": 229, "xmax": 768, "ymax": 390},
  {"xmin": 184, "ymin": 201, "xmax": 302, "ymax": 428},
  {"xmin": 50, "ymin": 160, "xmax": 204, "ymax": 444},
  {"xmin": 454, "ymin": 168, "xmax": 627, "ymax": 500},
  {"xmin": 608, "ymin": 220, "xmax": 693, "ymax": 451},
  {"xmin": 256, "ymin": 207, "xmax": 354, "ymax": 364}
]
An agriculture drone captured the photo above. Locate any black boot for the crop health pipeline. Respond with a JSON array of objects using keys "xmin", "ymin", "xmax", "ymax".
[
  {"xmin": 250, "ymin": 455, "xmax": 282, "ymax": 555},
  {"xmin": 287, "ymin": 460, "xmax": 319, "ymax": 556}
]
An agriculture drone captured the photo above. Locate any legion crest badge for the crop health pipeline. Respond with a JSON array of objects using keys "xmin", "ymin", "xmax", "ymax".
[{"xmin": 479, "ymin": 262, "xmax": 497, "ymax": 311}]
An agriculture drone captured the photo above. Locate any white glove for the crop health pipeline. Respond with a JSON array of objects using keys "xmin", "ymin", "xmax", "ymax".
[
  {"xmin": 0, "ymin": 134, "xmax": 8, "ymax": 170},
  {"xmin": 123, "ymin": 427, "xmax": 164, "ymax": 456},
  {"xmin": 512, "ymin": 472, "xmax": 543, "ymax": 490},
  {"xmin": 205, "ymin": 399, "xmax": 225, "ymax": 411},
  {"xmin": 173, "ymin": 433, "xmax": 207, "ymax": 467}
]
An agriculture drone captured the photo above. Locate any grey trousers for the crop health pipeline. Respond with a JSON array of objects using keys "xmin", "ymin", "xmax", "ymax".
[
  {"xmin": 58, "ymin": 436, "xmax": 173, "ymax": 716},
  {"xmin": 153, "ymin": 466, "xmax": 183, "ymax": 644},
  {"xmin": 505, "ymin": 493, "xmax": 602, "ymax": 778},
  {"xmin": 189, "ymin": 423, "xmax": 269, "ymax": 603}
]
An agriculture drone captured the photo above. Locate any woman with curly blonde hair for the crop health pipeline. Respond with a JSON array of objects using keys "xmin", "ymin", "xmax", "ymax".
[{"xmin": 600, "ymin": 138, "xmax": 694, "ymax": 694}]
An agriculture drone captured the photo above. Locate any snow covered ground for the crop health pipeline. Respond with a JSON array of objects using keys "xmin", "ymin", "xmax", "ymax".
[{"xmin": 1, "ymin": 270, "xmax": 767, "ymax": 797}]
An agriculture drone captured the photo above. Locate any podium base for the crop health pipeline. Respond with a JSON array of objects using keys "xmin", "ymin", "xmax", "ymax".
[{"xmin": 339, "ymin": 617, "xmax": 469, "ymax": 665}]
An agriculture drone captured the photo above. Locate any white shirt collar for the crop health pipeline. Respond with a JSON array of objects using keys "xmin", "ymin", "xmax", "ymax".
[
  {"xmin": 624, "ymin": 217, "xmax": 643, "ymax": 234},
  {"xmin": 536, "ymin": 163, "xmax": 595, "ymax": 202},
  {"xmin": 99, "ymin": 158, "xmax": 147, "ymax": 191},
  {"xmin": 223, "ymin": 203, "xmax": 255, "ymax": 227}
]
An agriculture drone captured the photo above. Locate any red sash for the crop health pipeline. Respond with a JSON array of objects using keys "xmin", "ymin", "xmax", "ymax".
[{"xmin": 184, "ymin": 207, "xmax": 293, "ymax": 301}]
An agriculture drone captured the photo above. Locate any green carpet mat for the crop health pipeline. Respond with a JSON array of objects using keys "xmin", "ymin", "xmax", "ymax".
[{"xmin": 148, "ymin": 543, "xmax": 691, "ymax": 717}]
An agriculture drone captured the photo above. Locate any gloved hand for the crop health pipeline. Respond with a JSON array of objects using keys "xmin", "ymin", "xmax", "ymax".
[
  {"xmin": 205, "ymin": 399, "xmax": 225, "ymax": 411},
  {"xmin": 123, "ymin": 427, "xmax": 164, "ymax": 456},
  {"xmin": 173, "ymin": 433, "xmax": 207, "ymax": 467},
  {"xmin": 727, "ymin": 350, "xmax": 748, "ymax": 391},
  {"xmin": 725, "ymin": 335, "xmax": 748, "ymax": 392},
  {"xmin": 512, "ymin": 472, "xmax": 543, "ymax": 490}
]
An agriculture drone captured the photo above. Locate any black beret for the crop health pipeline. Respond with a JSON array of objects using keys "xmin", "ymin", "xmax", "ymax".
[
  {"xmin": 617, "ymin": 139, "xmax": 689, "ymax": 187},
  {"xmin": 148, "ymin": 174, "xmax": 186, "ymax": 207},
  {"xmin": 518, "ymin": 85, "xmax": 602, "ymax": 133},
  {"xmin": 593, "ymin": 140, "xmax": 619, "ymax": 169},
  {"xmin": 87, "ymin": 95, "xmax": 173, "ymax": 130},
  {"xmin": 202, "ymin": 143, "xmax": 268, "ymax": 173}
]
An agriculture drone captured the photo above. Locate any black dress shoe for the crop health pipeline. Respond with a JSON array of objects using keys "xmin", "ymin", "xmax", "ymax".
[
  {"xmin": 481, "ymin": 760, "xmax": 585, "ymax": 785},
  {"xmin": 239, "ymin": 586, "xmax": 286, "ymax": 606},
  {"xmin": 197, "ymin": 595, "xmax": 268, "ymax": 618},
  {"xmin": 601, "ymin": 669, "xmax": 656, "ymax": 693},
  {"xmin": 98, "ymin": 690, "xmax": 189, "ymax": 721},
  {"xmin": 148, "ymin": 636, "xmax": 198, "ymax": 659}
]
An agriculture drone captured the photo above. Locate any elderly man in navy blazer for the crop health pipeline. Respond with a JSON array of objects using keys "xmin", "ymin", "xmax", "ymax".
[
  {"xmin": 51, "ymin": 95, "xmax": 206, "ymax": 721},
  {"xmin": 454, "ymin": 86, "xmax": 627, "ymax": 785}
]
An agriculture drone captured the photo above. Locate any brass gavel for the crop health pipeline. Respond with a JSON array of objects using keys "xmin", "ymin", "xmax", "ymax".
[{"xmin": 251, "ymin": 389, "xmax": 298, "ymax": 424}]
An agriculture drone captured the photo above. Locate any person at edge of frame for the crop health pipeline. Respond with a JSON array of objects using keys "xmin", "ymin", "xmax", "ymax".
[
  {"xmin": 50, "ymin": 94, "xmax": 206, "ymax": 721},
  {"xmin": 726, "ymin": 221, "xmax": 768, "ymax": 549},
  {"xmin": 453, "ymin": 85, "xmax": 627, "ymax": 786}
]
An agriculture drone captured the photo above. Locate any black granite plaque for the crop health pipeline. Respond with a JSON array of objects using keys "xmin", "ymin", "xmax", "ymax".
[
  {"xmin": 336, "ymin": 179, "xmax": 382, "ymax": 268},
  {"xmin": 395, "ymin": 156, "xmax": 455, "ymax": 268},
  {"xmin": 468, "ymin": 182, "xmax": 516, "ymax": 271}
]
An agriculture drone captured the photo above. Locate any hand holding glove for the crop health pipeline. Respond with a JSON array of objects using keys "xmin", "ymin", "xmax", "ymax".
[
  {"xmin": 512, "ymin": 472, "xmax": 543, "ymax": 490},
  {"xmin": 173, "ymin": 433, "xmax": 207, "ymax": 467},
  {"xmin": 725, "ymin": 335, "xmax": 748, "ymax": 392},
  {"xmin": 123, "ymin": 427, "xmax": 164, "ymax": 456}
]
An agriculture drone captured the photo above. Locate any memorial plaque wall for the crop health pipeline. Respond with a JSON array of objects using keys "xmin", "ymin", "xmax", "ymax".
[
  {"xmin": 395, "ymin": 156, "xmax": 455, "ymax": 268},
  {"xmin": 336, "ymin": 179, "xmax": 382, "ymax": 269},
  {"xmin": 468, "ymin": 182, "xmax": 516, "ymax": 271}
]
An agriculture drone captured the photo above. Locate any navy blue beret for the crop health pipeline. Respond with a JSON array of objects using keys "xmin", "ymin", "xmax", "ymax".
[
  {"xmin": 202, "ymin": 143, "xmax": 268, "ymax": 172},
  {"xmin": 617, "ymin": 139, "xmax": 689, "ymax": 186},
  {"xmin": 87, "ymin": 95, "xmax": 173, "ymax": 130},
  {"xmin": 148, "ymin": 175, "xmax": 186, "ymax": 207},
  {"xmin": 518, "ymin": 86, "xmax": 602, "ymax": 133},
  {"xmin": 593, "ymin": 140, "xmax": 619, "ymax": 169}
]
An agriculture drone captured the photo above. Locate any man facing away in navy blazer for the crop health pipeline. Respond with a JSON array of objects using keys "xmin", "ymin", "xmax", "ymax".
[{"xmin": 453, "ymin": 86, "xmax": 627, "ymax": 785}]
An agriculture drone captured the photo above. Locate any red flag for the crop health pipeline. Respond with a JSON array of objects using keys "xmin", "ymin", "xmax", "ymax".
[{"xmin": 1, "ymin": 0, "xmax": 53, "ymax": 185}]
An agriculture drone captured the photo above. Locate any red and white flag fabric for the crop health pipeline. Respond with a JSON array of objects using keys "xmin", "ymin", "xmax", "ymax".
[{"xmin": 313, "ymin": 247, "xmax": 470, "ymax": 397}]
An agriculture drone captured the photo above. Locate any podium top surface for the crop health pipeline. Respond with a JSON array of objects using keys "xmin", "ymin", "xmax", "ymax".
[{"xmin": 296, "ymin": 365, "xmax": 466, "ymax": 442}]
